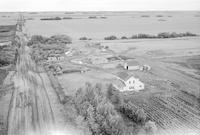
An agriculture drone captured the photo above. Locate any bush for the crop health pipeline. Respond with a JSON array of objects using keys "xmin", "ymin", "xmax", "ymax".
[
  {"xmin": 119, "ymin": 101, "xmax": 147, "ymax": 125},
  {"xmin": 135, "ymin": 108, "xmax": 147, "ymax": 124},
  {"xmin": 63, "ymin": 17, "xmax": 73, "ymax": 19},
  {"xmin": 127, "ymin": 32, "xmax": 198, "ymax": 40},
  {"xmin": 104, "ymin": 35, "xmax": 117, "ymax": 40},
  {"xmin": 107, "ymin": 84, "xmax": 122, "ymax": 106},
  {"xmin": 145, "ymin": 120, "xmax": 157, "ymax": 135},
  {"xmin": 40, "ymin": 17, "xmax": 62, "ymax": 20},
  {"xmin": 79, "ymin": 37, "xmax": 88, "ymax": 40},
  {"xmin": 0, "ymin": 45, "xmax": 16, "ymax": 66},
  {"xmin": 157, "ymin": 32, "xmax": 197, "ymax": 38},
  {"xmin": 27, "ymin": 35, "xmax": 47, "ymax": 46},
  {"xmin": 141, "ymin": 15, "xmax": 150, "ymax": 17},
  {"xmin": 156, "ymin": 15, "xmax": 163, "ymax": 17},
  {"xmin": 184, "ymin": 32, "xmax": 197, "ymax": 36},
  {"xmin": 158, "ymin": 19, "xmax": 166, "ymax": 21},
  {"xmin": 88, "ymin": 16, "xmax": 97, "ymax": 19},
  {"xmin": 105, "ymin": 46, "xmax": 109, "ymax": 49},
  {"xmin": 131, "ymin": 35, "xmax": 138, "ymax": 39},
  {"xmin": 49, "ymin": 34, "xmax": 72, "ymax": 44},
  {"xmin": 121, "ymin": 36, "xmax": 128, "ymax": 39},
  {"xmin": 106, "ymin": 85, "xmax": 147, "ymax": 125},
  {"xmin": 137, "ymin": 34, "xmax": 155, "ymax": 39},
  {"xmin": 157, "ymin": 32, "xmax": 171, "ymax": 38}
]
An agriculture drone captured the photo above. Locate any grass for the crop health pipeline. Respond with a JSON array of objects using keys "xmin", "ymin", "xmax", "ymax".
[
  {"xmin": 28, "ymin": 34, "xmax": 72, "ymax": 46},
  {"xmin": 194, "ymin": 15, "xmax": 200, "ymax": 17},
  {"xmin": 156, "ymin": 15, "xmax": 163, "ymax": 17},
  {"xmin": 63, "ymin": 17, "xmax": 73, "ymax": 19},
  {"xmin": 0, "ymin": 25, "xmax": 16, "ymax": 43},
  {"xmin": 0, "ymin": 69, "xmax": 8, "ymax": 85},
  {"xmin": 88, "ymin": 16, "xmax": 97, "ymax": 19},
  {"xmin": 158, "ymin": 19, "xmax": 166, "ymax": 21},
  {"xmin": 0, "ymin": 45, "xmax": 16, "ymax": 67},
  {"xmin": 79, "ymin": 37, "xmax": 88, "ymax": 40},
  {"xmin": 141, "ymin": 15, "xmax": 150, "ymax": 17},
  {"xmin": 63, "ymin": 69, "xmax": 82, "ymax": 74}
]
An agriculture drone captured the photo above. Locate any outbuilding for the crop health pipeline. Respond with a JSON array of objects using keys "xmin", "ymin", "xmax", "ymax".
[
  {"xmin": 48, "ymin": 57, "xmax": 57, "ymax": 62},
  {"xmin": 124, "ymin": 60, "xmax": 140, "ymax": 70}
]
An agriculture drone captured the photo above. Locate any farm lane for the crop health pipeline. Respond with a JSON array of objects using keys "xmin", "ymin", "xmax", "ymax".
[{"xmin": 7, "ymin": 28, "xmax": 55, "ymax": 135}]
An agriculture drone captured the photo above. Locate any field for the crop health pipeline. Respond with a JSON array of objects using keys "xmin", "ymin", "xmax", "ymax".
[
  {"xmin": 0, "ymin": 12, "xmax": 200, "ymax": 135},
  {"xmin": 20, "ymin": 11, "xmax": 200, "ymax": 39},
  {"xmin": 0, "ymin": 25, "xmax": 16, "ymax": 43}
]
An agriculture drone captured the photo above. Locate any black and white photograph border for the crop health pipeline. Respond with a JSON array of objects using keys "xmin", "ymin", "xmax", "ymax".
[{"xmin": 0, "ymin": 0, "xmax": 200, "ymax": 135}]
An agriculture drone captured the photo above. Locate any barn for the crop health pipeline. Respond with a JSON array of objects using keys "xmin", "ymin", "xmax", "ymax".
[{"xmin": 124, "ymin": 60, "xmax": 140, "ymax": 70}]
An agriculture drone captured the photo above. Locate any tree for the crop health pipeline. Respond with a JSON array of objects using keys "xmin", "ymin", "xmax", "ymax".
[
  {"xmin": 145, "ymin": 120, "xmax": 157, "ymax": 135},
  {"xmin": 104, "ymin": 35, "xmax": 117, "ymax": 40},
  {"xmin": 79, "ymin": 37, "xmax": 88, "ymax": 40},
  {"xmin": 74, "ymin": 83, "xmax": 131, "ymax": 135},
  {"xmin": 107, "ymin": 84, "xmax": 122, "ymax": 106},
  {"xmin": 135, "ymin": 108, "xmax": 147, "ymax": 125},
  {"xmin": 121, "ymin": 36, "xmax": 128, "ymax": 39}
]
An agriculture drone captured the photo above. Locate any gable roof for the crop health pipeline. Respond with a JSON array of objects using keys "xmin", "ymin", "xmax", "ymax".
[
  {"xmin": 126, "ymin": 60, "xmax": 139, "ymax": 66},
  {"xmin": 117, "ymin": 72, "xmax": 133, "ymax": 81}
]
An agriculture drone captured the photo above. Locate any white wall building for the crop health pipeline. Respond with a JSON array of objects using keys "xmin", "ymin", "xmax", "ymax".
[
  {"xmin": 48, "ymin": 56, "xmax": 64, "ymax": 62},
  {"xmin": 116, "ymin": 72, "xmax": 144, "ymax": 92},
  {"xmin": 124, "ymin": 60, "xmax": 140, "ymax": 70},
  {"xmin": 48, "ymin": 57, "xmax": 57, "ymax": 62},
  {"xmin": 57, "ymin": 56, "xmax": 64, "ymax": 61}
]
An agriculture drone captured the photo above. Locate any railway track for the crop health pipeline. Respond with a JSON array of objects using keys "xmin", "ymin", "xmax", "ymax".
[{"xmin": 7, "ymin": 17, "xmax": 55, "ymax": 135}]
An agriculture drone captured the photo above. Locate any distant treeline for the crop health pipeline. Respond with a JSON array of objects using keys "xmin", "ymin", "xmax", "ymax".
[
  {"xmin": 104, "ymin": 32, "xmax": 198, "ymax": 40},
  {"xmin": 40, "ymin": 16, "xmax": 107, "ymax": 20},
  {"xmin": 40, "ymin": 17, "xmax": 62, "ymax": 20}
]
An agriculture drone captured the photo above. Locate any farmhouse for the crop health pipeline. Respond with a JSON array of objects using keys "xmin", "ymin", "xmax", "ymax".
[
  {"xmin": 48, "ymin": 56, "xmax": 64, "ymax": 62},
  {"xmin": 48, "ymin": 57, "xmax": 57, "ymax": 62},
  {"xmin": 124, "ymin": 60, "xmax": 140, "ymax": 70},
  {"xmin": 115, "ymin": 72, "xmax": 144, "ymax": 92},
  {"xmin": 57, "ymin": 56, "xmax": 64, "ymax": 61}
]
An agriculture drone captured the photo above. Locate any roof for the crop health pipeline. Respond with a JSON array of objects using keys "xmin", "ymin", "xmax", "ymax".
[
  {"xmin": 117, "ymin": 72, "xmax": 133, "ymax": 81},
  {"xmin": 112, "ymin": 78, "xmax": 125, "ymax": 89},
  {"xmin": 126, "ymin": 60, "xmax": 139, "ymax": 66}
]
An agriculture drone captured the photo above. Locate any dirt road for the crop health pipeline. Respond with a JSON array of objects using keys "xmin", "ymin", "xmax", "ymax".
[{"xmin": 7, "ymin": 29, "xmax": 55, "ymax": 135}]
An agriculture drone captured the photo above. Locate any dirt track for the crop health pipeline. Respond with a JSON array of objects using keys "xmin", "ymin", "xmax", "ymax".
[{"xmin": 7, "ymin": 30, "xmax": 55, "ymax": 135}]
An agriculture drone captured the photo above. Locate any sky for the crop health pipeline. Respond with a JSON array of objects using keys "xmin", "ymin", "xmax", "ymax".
[{"xmin": 0, "ymin": 0, "xmax": 200, "ymax": 12}]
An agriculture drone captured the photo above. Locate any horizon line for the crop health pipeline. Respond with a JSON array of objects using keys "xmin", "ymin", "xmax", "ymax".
[{"xmin": 0, "ymin": 10, "xmax": 200, "ymax": 13}]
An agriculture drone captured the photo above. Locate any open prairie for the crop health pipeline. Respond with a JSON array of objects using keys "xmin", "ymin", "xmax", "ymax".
[{"xmin": 21, "ymin": 11, "xmax": 200, "ymax": 39}]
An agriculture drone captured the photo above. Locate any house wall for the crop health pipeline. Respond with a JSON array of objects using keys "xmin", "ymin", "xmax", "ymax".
[
  {"xmin": 57, "ymin": 57, "xmax": 64, "ymax": 61},
  {"xmin": 124, "ymin": 63, "xmax": 140, "ymax": 70},
  {"xmin": 128, "ymin": 66, "xmax": 140, "ymax": 70},
  {"xmin": 123, "ymin": 77, "xmax": 144, "ymax": 91},
  {"xmin": 48, "ymin": 57, "xmax": 57, "ymax": 62}
]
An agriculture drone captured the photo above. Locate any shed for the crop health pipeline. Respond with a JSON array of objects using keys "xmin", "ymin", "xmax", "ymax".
[{"xmin": 124, "ymin": 60, "xmax": 140, "ymax": 70}]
